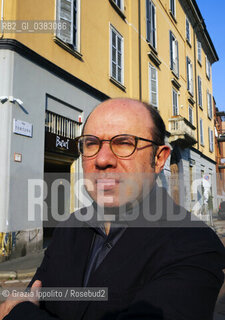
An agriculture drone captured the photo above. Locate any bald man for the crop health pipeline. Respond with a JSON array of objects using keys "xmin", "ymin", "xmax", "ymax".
[{"xmin": 1, "ymin": 98, "xmax": 225, "ymax": 320}]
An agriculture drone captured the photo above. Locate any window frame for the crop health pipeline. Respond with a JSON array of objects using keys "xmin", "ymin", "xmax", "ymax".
[
  {"xmin": 200, "ymin": 118, "xmax": 204, "ymax": 146},
  {"xmin": 170, "ymin": 31, "xmax": 179, "ymax": 78},
  {"xmin": 149, "ymin": 63, "xmax": 158, "ymax": 108},
  {"xmin": 146, "ymin": 0, "xmax": 157, "ymax": 50},
  {"xmin": 172, "ymin": 88, "xmax": 179, "ymax": 116},
  {"xmin": 186, "ymin": 56, "xmax": 193, "ymax": 95},
  {"xmin": 110, "ymin": 25, "xmax": 124, "ymax": 86}
]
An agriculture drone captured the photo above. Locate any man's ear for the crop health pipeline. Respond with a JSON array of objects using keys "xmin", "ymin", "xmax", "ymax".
[{"xmin": 154, "ymin": 145, "xmax": 171, "ymax": 174}]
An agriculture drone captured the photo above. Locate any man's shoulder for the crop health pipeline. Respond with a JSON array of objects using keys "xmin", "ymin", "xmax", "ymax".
[{"xmin": 154, "ymin": 225, "xmax": 225, "ymax": 270}]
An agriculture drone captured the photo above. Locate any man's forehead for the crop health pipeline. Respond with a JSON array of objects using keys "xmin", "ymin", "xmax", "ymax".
[
  {"xmin": 87, "ymin": 99, "xmax": 152, "ymax": 126},
  {"xmin": 95, "ymin": 98, "xmax": 146, "ymax": 113},
  {"xmin": 82, "ymin": 99, "xmax": 154, "ymax": 139}
]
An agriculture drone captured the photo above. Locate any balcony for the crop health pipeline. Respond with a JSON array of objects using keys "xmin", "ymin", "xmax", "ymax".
[
  {"xmin": 216, "ymin": 157, "xmax": 225, "ymax": 169},
  {"xmin": 168, "ymin": 116, "xmax": 197, "ymax": 148}
]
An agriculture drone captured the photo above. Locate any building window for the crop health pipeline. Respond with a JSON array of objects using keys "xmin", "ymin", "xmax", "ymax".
[
  {"xmin": 170, "ymin": 0, "xmax": 176, "ymax": 17},
  {"xmin": 170, "ymin": 31, "xmax": 179, "ymax": 77},
  {"xmin": 208, "ymin": 127, "xmax": 214, "ymax": 152},
  {"xmin": 198, "ymin": 76, "xmax": 202, "ymax": 108},
  {"xmin": 146, "ymin": 0, "xmax": 156, "ymax": 49},
  {"xmin": 149, "ymin": 63, "xmax": 158, "ymax": 108},
  {"xmin": 197, "ymin": 40, "xmax": 202, "ymax": 64},
  {"xmin": 110, "ymin": 26, "xmax": 124, "ymax": 84},
  {"xmin": 56, "ymin": 0, "xmax": 79, "ymax": 50},
  {"xmin": 186, "ymin": 57, "xmax": 193, "ymax": 95},
  {"xmin": 112, "ymin": 0, "xmax": 123, "ymax": 10},
  {"xmin": 207, "ymin": 90, "xmax": 212, "ymax": 119},
  {"xmin": 189, "ymin": 105, "xmax": 193, "ymax": 125},
  {"xmin": 206, "ymin": 55, "xmax": 211, "ymax": 80},
  {"xmin": 172, "ymin": 88, "xmax": 178, "ymax": 116},
  {"xmin": 200, "ymin": 118, "xmax": 204, "ymax": 146},
  {"xmin": 186, "ymin": 17, "xmax": 191, "ymax": 44}
]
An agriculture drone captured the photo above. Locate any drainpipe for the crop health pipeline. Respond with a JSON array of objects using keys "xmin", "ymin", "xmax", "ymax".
[
  {"xmin": 0, "ymin": 0, "xmax": 4, "ymax": 38},
  {"xmin": 193, "ymin": 31, "xmax": 199, "ymax": 150},
  {"xmin": 138, "ymin": 0, "xmax": 142, "ymax": 101}
]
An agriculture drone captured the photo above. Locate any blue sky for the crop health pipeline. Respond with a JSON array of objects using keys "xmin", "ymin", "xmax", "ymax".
[{"xmin": 196, "ymin": 0, "xmax": 225, "ymax": 111}]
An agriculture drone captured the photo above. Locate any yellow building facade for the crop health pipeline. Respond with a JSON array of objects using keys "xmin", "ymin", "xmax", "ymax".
[{"xmin": 1, "ymin": 0, "xmax": 216, "ymax": 155}]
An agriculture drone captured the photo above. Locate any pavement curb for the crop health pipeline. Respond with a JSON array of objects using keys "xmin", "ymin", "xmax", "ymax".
[
  {"xmin": 0, "ymin": 271, "xmax": 17, "ymax": 281},
  {"xmin": 0, "ymin": 268, "xmax": 36, "ymax": 281}
]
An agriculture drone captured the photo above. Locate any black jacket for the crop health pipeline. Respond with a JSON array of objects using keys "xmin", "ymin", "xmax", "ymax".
[{"xmin": 4, "ymin": 190, "xmax": 225, "ymax": 320}]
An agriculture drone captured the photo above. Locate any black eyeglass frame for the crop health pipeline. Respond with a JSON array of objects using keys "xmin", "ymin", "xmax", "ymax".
[{"xmin": 75, "ymin": 134, "xmax": 161, "ymax": 158}]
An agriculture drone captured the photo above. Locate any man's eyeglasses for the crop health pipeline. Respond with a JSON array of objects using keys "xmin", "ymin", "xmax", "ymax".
[{"xmin": 75, "ymin": 134, "xmax": 160, "ymax": 158}]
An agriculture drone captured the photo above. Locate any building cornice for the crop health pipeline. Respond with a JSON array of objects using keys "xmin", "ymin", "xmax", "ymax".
[
  {"xmin": 0, "ymin": 39, "xmax": 109, "ymax": 101},
  {"xmin": 190, "ymin": 146, "xmax": 217, "ymax": 165},
  {"xmin": 183, "ymin": 0, "xmax": 219, "ymax": 63}
]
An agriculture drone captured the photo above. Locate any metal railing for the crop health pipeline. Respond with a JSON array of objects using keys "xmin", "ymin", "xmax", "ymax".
[{"xmin": 45, "ymin": 111, "xmax": 79, "ymax": 139}]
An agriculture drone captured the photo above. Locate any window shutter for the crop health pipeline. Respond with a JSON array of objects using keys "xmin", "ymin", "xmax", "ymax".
[
  {"xmin": 200, "ymin": 78, "xmax": 202, "ymax": 106},
  {"xmin": 172, "ymin": 89, "xmax": 178, "ymax": 116},
  {"xmin": 198, "ymin": 76, "xmax": 200, "ymax": 105},
  {"xmin": 186, "ymin": 18, "xmax": 189, "ymax": 40},
  {"xmin": 189, "ymin": 106, "xmax": 193, "ymax": 124},
  {"xmin": 57, "ymin": 0, "xmax": 73, "ymax": 44},
  {"xmin": 151, "ymin": 4, "xmax": 156, "ymax": 48},
  {"xmin": 200, "ymin": 119, "xmax": 203, "ymax": 145},
  {"xmin": 110, "ymin": 26, "xmax": 123, "ymax": 84},
  {"xmin": 209, "ymin": 94, "xmax": 212, "ymax": 119},
  {"xmin": 170, "ymin": 31, "xmax": 173, "ymax": 70},
  {"xmin": 208, "ymin": 128, "xmax": 213, "ymax": 152},
  {"xmin": 176, "ymin": 40, "xmax": 179, "ymax": 77},
  {"xmin": 186, "ymin": 57, "xmax": 189, "ymax": 91},
  {"xmin": 197, "ymin": 41, "xmax": 201, "ymax": 62},
  {"xmin": 150, "ymin": 65, "xmax": 157, "ymax": 107},
  {"xmin": 206, "ymin": 56, "xmax": 210, "ymax": 79},
  {"xmin": 116, "ymin": 0, "xmax": 121, "ymax": 9},
  {"xmin": 111, "ymin": 29, "xmax": 117, "ymax": 80},
  {"xmin": 146, "ymin": 0, "xmax": 151, "ymax": 42},
  {"xmin": 190, "ymin": 62, "xmax": 193, "ymax": 94},
  {"xmin": 170, "ymin": 0, "xmax": 175, "ymax": 16},
  {"xmin": 208, "ymin": 127, "xmax": 211, "ymax": 151},
  {"xmin": 207, "ymin": 90, "xmax": 210, "ymax": 117},
  {"xmin": 211, "ymin": 129, "xmax": 214, "ymax": 152},
  {"xmin": 199, "ymin": 77, "xmax": 202, "ymax": 106},
  {"xmin": 117, "ymin": 36, "xmax": 122, "ymax": 83}
]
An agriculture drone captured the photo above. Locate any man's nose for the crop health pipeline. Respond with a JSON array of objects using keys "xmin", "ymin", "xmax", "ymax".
[{"xmin": 95, "ymin": 142, "xmax": 117, "ymax": 169}]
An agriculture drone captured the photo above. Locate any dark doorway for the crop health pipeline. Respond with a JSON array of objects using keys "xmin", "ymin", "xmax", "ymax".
[{"xmin": 43, "ymin": 156, "xmax": 71, "ymax": 248}]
